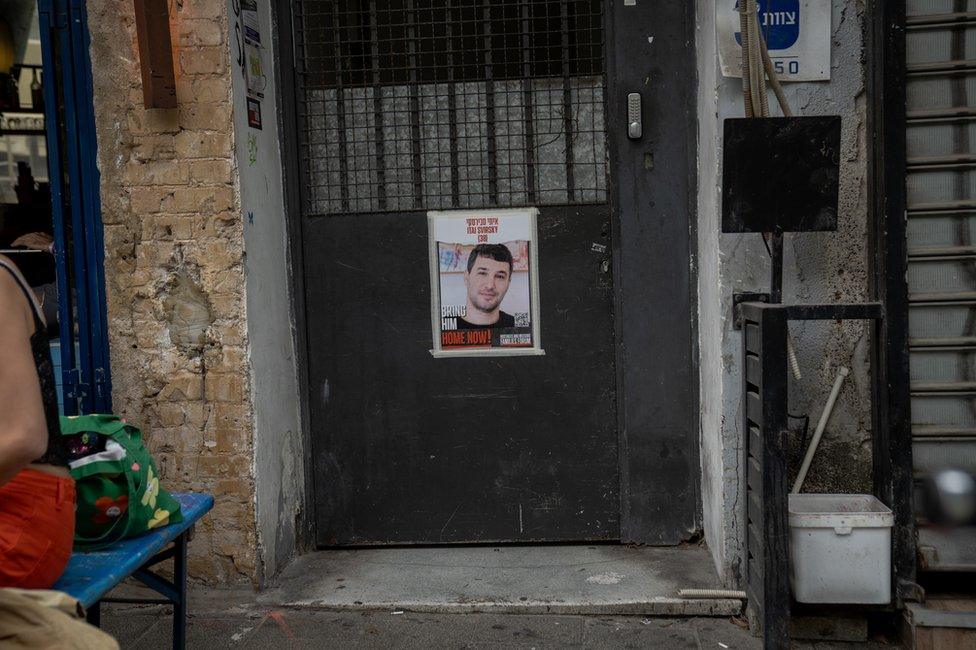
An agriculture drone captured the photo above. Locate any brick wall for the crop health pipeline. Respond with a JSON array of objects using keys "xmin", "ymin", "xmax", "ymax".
[{"xmin": 87, "ymin": 0, "xmax": 256, "ymax": 583}]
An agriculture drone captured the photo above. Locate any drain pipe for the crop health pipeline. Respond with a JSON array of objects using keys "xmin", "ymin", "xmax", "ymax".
[{"xmin": 792, "ymin": 366, "xmax": 850, "ymax": 494}]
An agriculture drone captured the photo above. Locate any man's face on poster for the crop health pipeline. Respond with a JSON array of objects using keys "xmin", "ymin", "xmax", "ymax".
[{"xmin": 464, "ymin": 255, "xmax": 511, "ymax": 314}]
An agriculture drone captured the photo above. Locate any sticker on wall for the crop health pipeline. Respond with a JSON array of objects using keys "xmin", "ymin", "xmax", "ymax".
[
  {"xmin": 428, "ymin": 208, "xmax": 544, "ymax": 358},
  {"xmin": 242, "ymin": 0, "xmax": 260, "ymax": 45},
  {"xmin": 245, "ymin": 43, "xmax": 266, "ymax": 98},
  {"xmin": 247, "ymin": 97, "xmax": 262, "ymax": 130},
  {"xmin": 717, "ymin": 0, "xmax": 830, "ymax": 82}
]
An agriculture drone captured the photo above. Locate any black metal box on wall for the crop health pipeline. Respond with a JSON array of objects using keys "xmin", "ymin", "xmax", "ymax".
[{"xmin": 722, "ymin": 116, "xmax": 841, "ymax": 233}]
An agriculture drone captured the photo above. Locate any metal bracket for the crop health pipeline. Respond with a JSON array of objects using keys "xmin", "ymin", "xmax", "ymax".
[
  {"xmin": 53, "ymin": 6, "xmax": 71, "ymax": 30},
  {"xmin": 60, "ymin": 363, "xmax": 90, "ymax": 406},
  {"xmin": 62, "ymin": 367, "xmax": 81, "ymax": 400},
  {"xmin": 732, "ymin": 292, "xmax": 770, "ymax": 330},
  {"xmin": 898, "ymin": 578, "xmax": 926, "ymax": 604},
  {"xmin": 93, "ymin": 367, "xmax": 110, "ymax": 405}
]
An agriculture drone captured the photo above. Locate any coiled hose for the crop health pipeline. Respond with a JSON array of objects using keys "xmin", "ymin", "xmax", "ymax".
[{"xmin": 677, "ymin": 588, "xmax": 747, "ymax": 600}]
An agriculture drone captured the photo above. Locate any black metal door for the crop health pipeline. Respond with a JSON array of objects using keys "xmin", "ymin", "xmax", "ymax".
[{"xmin": 294, "ymin": 0, "xmax": 619, "ymax": 545}]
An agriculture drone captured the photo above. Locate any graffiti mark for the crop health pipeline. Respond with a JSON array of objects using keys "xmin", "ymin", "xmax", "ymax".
[
  {"xmin": 247, "ymin": 133, "xmax": 258, "ymax": 166},
  {"xmin": 252, "ymin": 610, "xmax": 295, "ymax": 640},
  {"xmin": 231, "ymin": 0, "xmax": 245, "ymax": 76}
]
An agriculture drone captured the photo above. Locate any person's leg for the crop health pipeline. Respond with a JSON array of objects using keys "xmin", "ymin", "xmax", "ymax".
[
  {"xmin": 0, "ymin": 469, "xmax": 75, "ymax": 588},
  {"xmin": 0, "ymin": 588, "xmax": 119, "ymax": 649}
]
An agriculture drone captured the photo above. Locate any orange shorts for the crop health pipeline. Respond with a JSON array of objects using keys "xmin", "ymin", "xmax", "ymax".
[{"xmin": 0, "ymin": 468, "xmax": 76, "ymax": 588}]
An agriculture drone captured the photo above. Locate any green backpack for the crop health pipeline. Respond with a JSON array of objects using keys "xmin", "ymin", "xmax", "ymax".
[{"xmin": 60, "ymin": 414, "xmax": 183, "ymax": 550}]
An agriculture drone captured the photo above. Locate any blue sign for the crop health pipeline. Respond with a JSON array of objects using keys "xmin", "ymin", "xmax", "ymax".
[{"xmin": 734, "ymin": 0, "xmax": 801, "ymax": 50}]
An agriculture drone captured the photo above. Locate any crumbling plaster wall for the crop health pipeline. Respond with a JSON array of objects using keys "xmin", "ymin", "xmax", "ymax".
[
  {"xmin": 228, "ymin": 0, "xmax": 305, "ymax": 583},
  {"xmin": 697, "ymin": 0, "xmax": 871, "ymax": 585},
  {"xmin": 88, "ymin": 0, "xmax": 257, "ymax": 583}
]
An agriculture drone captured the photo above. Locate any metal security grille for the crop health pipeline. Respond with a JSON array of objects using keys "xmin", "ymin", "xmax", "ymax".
[
  {"xmin": 905, "ymin": 0, "xmax": 976, "ymax": 570},
  {"xmin": 294, "ymin": 0, "xmax": 607, "ymax": 215}
]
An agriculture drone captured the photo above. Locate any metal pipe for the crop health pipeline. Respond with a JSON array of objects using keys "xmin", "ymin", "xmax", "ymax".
[
  {"xmin": 792, "ymin": 366, "xmax": 850, "ymax": 494},
  {"xmin": 759, "ymin": 29, "xmax": 792, "ymax": 117}
]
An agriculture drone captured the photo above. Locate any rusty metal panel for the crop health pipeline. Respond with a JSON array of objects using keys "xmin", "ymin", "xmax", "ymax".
[{"xmin": 133, "ymin": 0, "xmax": 176, "ymax": 109}]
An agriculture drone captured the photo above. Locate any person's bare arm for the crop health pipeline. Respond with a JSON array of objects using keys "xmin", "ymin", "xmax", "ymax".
[
  {"xmin": 0, "ymin": 268, "xmax": 47, "ymax": 486},
  {"xmin": 11, "ymin": 232, "xmax": 54, "ymax": 253}
]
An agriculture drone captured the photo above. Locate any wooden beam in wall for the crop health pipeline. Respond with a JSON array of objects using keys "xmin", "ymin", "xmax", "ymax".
[{"xmin": 133, "ymin": 0, "xmax": 177, "ymax": 109}]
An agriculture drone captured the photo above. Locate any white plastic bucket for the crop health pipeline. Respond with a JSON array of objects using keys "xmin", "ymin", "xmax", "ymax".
[{"xmin": 788, "ymin": 494, "xmax": 893, "ymax": 604}]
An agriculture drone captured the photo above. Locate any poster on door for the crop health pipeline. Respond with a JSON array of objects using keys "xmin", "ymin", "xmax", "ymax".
[{"xmin": 428, "ymin": 208, "xmax": 544, "ymax": 357}]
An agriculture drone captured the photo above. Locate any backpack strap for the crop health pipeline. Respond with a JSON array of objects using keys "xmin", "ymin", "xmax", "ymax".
[{"xmin": 0, "ymin": 256, "xmax": 45, "ymax": 330}]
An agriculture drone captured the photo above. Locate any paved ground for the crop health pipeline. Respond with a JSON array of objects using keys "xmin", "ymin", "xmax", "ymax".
[
  {"xmin": 104, "ymin": 607, "xmax": 745, "ymax": 649},
  {"xmin": 98, "ymin": 586, "xmax": 900, "ymax": 650},
  {"xmin": 103, "ymin": 605, "xmax": 896, "ymax": 649},
  {"xmin": 94, "ymin": 545, "xmax": 901, "ymax": 648}
]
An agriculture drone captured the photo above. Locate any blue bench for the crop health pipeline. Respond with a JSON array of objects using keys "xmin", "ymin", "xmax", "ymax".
[{"xmin": 53, "ymin": 492, "xmax": 214, "ymax": 649}]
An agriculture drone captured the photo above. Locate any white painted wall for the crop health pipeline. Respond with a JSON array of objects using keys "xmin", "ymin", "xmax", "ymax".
[
  {"xmin": 696, "ymin": 0, "xmax": 727, "ymax": 583},
  {"xmin": 228, "ymin": 0, "xmax": 305, "ymax": 584},
  {"xmin": 696, "ymin": 0, "xmax": 870, "ymax": 585}
]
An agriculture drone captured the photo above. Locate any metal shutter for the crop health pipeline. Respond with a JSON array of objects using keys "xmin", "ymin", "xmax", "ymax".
[{"xmin": 906, "ymin": 0, "xmax": 976, "ymax": 571}]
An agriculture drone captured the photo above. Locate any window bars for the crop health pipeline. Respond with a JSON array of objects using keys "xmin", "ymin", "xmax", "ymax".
[{"xmin": 295, "ymin": 0, "xmax": 608, "ymax": 215}]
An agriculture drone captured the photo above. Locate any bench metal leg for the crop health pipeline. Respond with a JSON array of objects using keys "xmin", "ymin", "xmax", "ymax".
[
  {"xmin": 86, "ymin": 600, "xmax": 101, "ymax": 627},
  {"xmin": 173, "ymin": 532, "xmax": 187, "ymax": 650},
  {"xmin": 103, "ymin": 531, "xmax": 191, "ymax": 650}
]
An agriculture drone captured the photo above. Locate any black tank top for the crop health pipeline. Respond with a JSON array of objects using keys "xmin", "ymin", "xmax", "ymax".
[{"xmin": 0, "ymin": 257, "xmax": 68, "ymax": 467}]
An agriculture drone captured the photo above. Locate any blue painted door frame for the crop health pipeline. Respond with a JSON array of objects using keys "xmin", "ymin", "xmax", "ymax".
[{"xmin": 37, "ymin": 0, "xmax": 111, "ymax": 414}]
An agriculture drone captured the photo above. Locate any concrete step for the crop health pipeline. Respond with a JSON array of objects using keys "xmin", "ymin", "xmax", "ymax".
[{"xmin": 258, "ymin": 545, "xmax": 743, "ymax": 617}]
